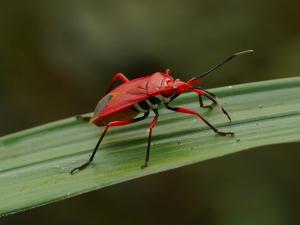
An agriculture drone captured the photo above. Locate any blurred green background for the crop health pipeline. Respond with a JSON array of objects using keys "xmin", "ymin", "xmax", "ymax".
[{"xmin": 1, "ymin": 0, "xmax": 300, "ymax": 224}]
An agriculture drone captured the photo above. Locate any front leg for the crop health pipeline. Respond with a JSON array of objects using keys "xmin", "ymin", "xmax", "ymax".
[
  {"xmin": 193, "ymin": 88, "xmax": 231, "ymax": 122},
  {"xmin": 199, "ymin": 95, "xmax": 215, "ymax": 109},
  {"xmin": 166, "ymin": 105, "xmax": 233, "ymax": 136}
]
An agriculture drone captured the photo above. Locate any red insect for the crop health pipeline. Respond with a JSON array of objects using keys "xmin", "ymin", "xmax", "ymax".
[{"xmin": 70, "ymin": 50, "xmax": 253, "ymax": 174}]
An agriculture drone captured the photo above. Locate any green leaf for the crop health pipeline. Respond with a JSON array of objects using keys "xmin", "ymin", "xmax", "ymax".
[{"xmin": 1, "ymin": 77, "xmax": 300, "ymax": 216}]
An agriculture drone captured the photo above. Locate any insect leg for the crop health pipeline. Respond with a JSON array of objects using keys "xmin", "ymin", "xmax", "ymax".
[
  {"xmin": 70, "ymin": 112, "xmax": 149, "ymax": 174},
  {"xmin": 192, "ymin": 88, "xmax": 231, "ymax": 122},
  {"xmin": 169, "ymin": 94, "xmax": 179, "ymax": 103},
  {"xmin": 166, "ymin": 105, "xmax": 233, "ymax": 136},
  {"xmin": 204, "ymin": 89, "xmax": 217, "ymax": 98},
  {"xmin": 75, "ymin": 115, "xmax": 91, "ymax": 122},
  {"xmin": 193, "ymin": 88, "xmax": 216, "ymax": 109},
  {"xmin": 141, "ymin": 109, "xmax": 159, "ymax": 169},
  {"xmin": 105, "ymin": 73, "xmax": 130, "ymax": 94},
  {"xmin": 198, "ymin": 95, "xmax": 213, "ymax": 109}
]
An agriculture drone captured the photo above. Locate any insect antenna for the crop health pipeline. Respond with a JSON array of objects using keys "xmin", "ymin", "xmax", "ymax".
[{"xmin": 189, "ymin": 50, "xmax": 254, "ymax": 82}]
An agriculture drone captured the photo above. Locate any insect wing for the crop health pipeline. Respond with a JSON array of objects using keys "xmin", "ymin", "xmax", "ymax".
[
  {"xmin": 93, "ymin": 77, "xmax": 150, "ymax": 120},
  {"xmin": 92, "ymin": 94, "xmax": 114, "ymax": 118}
]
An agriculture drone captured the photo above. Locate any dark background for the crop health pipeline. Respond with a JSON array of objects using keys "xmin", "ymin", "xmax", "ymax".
[{"xmin": 1, "ymin": 1, "xmax": 300, "ymax": 225}]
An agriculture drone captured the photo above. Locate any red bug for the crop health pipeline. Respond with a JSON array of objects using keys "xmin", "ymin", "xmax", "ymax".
[{"xmin": 70, "ymin": 50, "xmax": 253, "ymax": 174}]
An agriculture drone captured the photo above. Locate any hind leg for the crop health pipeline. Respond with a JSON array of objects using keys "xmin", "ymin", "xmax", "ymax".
[
  {"xmin": 71, "ymin": 112, "xmax": 149, "ymax": 174},
  {"xmin": 75, "ymin": 115, "xmax": 91, "ymax": 122}
]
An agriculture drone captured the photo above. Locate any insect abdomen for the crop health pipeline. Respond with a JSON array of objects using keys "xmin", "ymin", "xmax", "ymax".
[{"xmin": 92, "ymin": 107, "xmax": 139, "ymax": 126}]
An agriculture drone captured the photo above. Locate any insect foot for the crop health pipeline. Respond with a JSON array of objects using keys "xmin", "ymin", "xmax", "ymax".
[
  {"xmin": 141, "ymin": 162, "xmax": 148, "ymax": 169},
  {"xmin": 216, "ymin": 131, "xmax": 234, "ymax": 136},
  {"xmin": 75, "ymin": 115, "xmax": 91, "ymax": 122},
  {"xmin": 202, "ymin": 104, "xmax": 214, "ymax": 109},
  {"xmin": 70, "ymin": 162, "xmax": 91, "ymax": 175}
]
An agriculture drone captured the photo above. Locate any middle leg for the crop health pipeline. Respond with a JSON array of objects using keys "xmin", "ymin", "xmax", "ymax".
[{"xmin": 141, "ymin": 109, "xmax": 159, "ymax": 169}]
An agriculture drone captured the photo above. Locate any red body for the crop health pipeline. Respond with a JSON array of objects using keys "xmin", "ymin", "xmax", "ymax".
[
  {"xmin": 71, "ymin": 50, "xmax": 250, "ymax": 173},
  {"xmin": 90, "ymin": 70, "xmax": 199, "ymax": 126}
]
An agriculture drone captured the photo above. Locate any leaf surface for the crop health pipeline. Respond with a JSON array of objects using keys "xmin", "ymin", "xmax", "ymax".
[{"xmin": 1, "ymin": 77, "xmax": 300, "ymax": 216}]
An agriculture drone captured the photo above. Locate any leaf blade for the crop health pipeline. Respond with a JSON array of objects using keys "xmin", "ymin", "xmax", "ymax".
[{"xmin": 1, "ymin": 77, "xmax": 300, "ymax": 216}]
